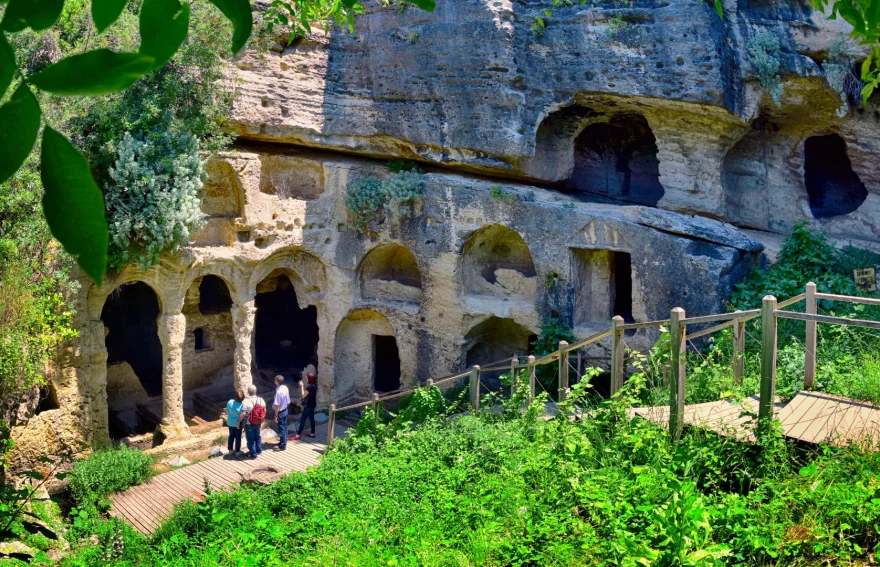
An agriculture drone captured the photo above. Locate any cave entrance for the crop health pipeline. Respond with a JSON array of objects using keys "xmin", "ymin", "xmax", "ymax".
[
  {"xmin": 804, "ymin": 134, "xmax": 867, "ymax": 219},
  {"xmin": 571, "ymin": 249, "xmax": 634, "ymax": 326},
  {"xmin": 464, "ymin": 316, "xmax": 533, "ymax": 391},
  {"xmin": 181, "ymin": 275, "xmax": 236, "ymax": 426},
  {"xmin": 568, "ymin": 113, "xmax": 664, "ymax": 206},
  {"xmin": 254, "ymin": 271, "xmax": 319, "ymax": 381},
  {"xmin": 101, "ymin": 281, "xmax": 163, "ymax": 439},
  {"xmin": 373, "ymin": 335, "xmax": 401, "ymax": 393}
]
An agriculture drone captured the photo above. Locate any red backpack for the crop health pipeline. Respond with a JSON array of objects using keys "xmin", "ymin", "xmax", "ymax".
[{"xmin": 247, "ymin": 398, "xmax": 266, "ymax": 425}]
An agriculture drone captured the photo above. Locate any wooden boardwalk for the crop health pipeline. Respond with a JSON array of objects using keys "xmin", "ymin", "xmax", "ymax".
[
  {"xmin": 632, "ymin": 391, "xmax": 880, "ymax": 446},
  {"xmin": 111, "ymin": 422, "xmax": 346, "ymax": 534}
]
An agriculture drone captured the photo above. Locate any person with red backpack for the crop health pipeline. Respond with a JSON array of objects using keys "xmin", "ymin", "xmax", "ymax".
[{"xmin": 240, "ymin": 384, "xmax": 266, "ymax": 459}]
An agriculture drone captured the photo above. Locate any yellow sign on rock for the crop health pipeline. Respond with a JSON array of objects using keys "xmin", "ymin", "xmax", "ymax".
[{"xmin": 854, "ymin": 268, "xmax": 877, "ymax": 293}]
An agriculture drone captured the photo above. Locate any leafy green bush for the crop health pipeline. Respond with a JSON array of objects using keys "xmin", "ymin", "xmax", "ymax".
[
  {"xmin": 747, "ymin": 30, "xmax": 784, "ymax": 106},
  {"xmin": 104, "ymin": 130, "xmax": 206, "ymax": 270},
  {"xmin": 60, "ymin": 371, "xmax": 880, "ymax": 567},
  {"xmin": 344, "ymin": 171, "xmax": 425, "ymax": 233},
  {"xmin": 67, "ymin": 446, "xmax": 153, "ymax": 506}
]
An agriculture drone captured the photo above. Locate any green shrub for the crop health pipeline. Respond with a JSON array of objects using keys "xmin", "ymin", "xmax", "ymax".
[
  {"xmin": 344, "ymin": 171, "xmax": 425, "ymax": 233},
  {"xmin": 104, "ymin": 130, "xmax": 206, "ymax": 270},
  {"xmin": 67, "ymin": 446, "xmax": 154, "ymax": 506},
  {"xmin": 747, "ymin": 30, "xmax": 784, "ymax": 106}
]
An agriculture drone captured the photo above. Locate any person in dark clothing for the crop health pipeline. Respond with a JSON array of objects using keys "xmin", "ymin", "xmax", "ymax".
[{"xmin": 294, "ymin": 372, "xmax": 317, "ymax": 440}]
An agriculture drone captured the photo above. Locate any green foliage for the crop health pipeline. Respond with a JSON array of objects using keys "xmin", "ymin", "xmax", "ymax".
[
  {"xmin": 0, "ymin": 0, "xmax": 435, "ymax": 285},
  {"xmin": 489, "ymin": 185, "xmax": 516, "ymax": 204},
  {"xmin": 344, "ymin": 170, "xmax": 425, "ymax": 234},
  {"xmin": 747, "ymin": 30, "xmax": 784, "ymax": 106},
  {"xmin": 104, "ymin": 130, "xmax": 206, "ymax": 270},
  {"xmin": 58, "ymin": 372, "xmax": 880, "ymax": 567},
  {"xmin": 387, "ymin": 159, "xmax": 420, "ymax": 173},
  {"xmin": 821, "ymin": 39, "xmax": 864, "ymax": 117},
  {"xmin": 809, "ymin": 0, "xmax": 880, "ymax": 102},
  {"xmin": 530, "ymin": 317, "xmax": 576, "ymax": 395},
  {"xmin": 67, "ymin": 446, "xmax": 153, "ymax": 507}
]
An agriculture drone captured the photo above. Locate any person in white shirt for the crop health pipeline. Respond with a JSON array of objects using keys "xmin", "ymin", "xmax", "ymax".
[
  {"xmin": 273, "ymin": 375, "xmax": 290, "ymax": 451},
  {"xmin": 241, "ymin": 385, "xmax": 266, "ymax": 459}
]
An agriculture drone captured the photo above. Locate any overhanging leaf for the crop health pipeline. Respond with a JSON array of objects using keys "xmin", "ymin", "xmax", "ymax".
[
  {"xmin": 139, "ymin": 0, "xmax": 190, "ymax": 70},
  {"xmin": 92, "ymin": 0, "xmax": 129, "ymax": 34},
  {"xmin": 206, "ymin": 0, "xmax": 253, "ymax": 54},
  {"xmin": 0, "ymin": 33, "xmax": 14, "ymax": 98},
  {"xmin": 1, "ymin": 0, "xmax": 65, "ymax": 32},
  {"xmin": 0, "ymin": 83, "xmax": 40, "ymax": 184},
  {"xmin": 408, "ymin": 0, "xmax": 436, "ymax": 11},
  {"xmin": 41, "ymin": 127, "xmax": 109, "ymax": 284},
  {"xmin": 30, "ymin": 50, "xmax": 155, "ymax": 96}
]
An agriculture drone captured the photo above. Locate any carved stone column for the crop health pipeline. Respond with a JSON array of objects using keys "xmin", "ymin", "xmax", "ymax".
[
  {"xmin": 156, "ymin": 313, "xmax": 189, "ymax": 440},
  {"xmin": 231, "ymin": 299, "xmax": 256, "ymax": 392}
]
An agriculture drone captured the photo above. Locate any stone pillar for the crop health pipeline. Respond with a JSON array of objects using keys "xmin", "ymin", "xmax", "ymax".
[
  {"xmin": 89, "ymin": 320, "xmax": 111, "ymax": 448},
  {"xmin": 156, "ymin": 313, "xmax": 190, "ymax": 440},
  {"xmin": 231, "ymin": 299, "xmax": 256, "ymax": 392}
]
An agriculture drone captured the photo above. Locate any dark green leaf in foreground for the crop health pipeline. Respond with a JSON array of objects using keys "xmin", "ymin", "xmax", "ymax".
[
  {"xmin": 408, "ymin": 0, "xmax": 436, "ymax": 11},
  {"xmin": 1, "ymin": 0, "xmax": 64, "ymax": 32},
  {"xmin": 41, "ymin": 127, "xmax": 109, "ymax": 284},
  {"xmin": 92, "ymin": 0, "xmax": 130, "ymax": 34},
  {"xmin": 206, "ymin": 0, "xmax": 253, "ymax": 54},
  {"xmin": 140, "ymin": 0, "xmax": 191, "ymax": 70},
  {"xmin": 30, "ymin": 49, "xmax": 155, "ymax": 95},
  {"xmin": 0, "ymin": 83, "xmax": 40, "ymax": 184},
  {"xmin": 0, "ymin": 33, "xmax": 15, "ymax": 98}
]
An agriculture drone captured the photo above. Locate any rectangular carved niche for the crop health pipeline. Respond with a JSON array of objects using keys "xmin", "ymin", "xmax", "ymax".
[{"xmin": 570, "ymin": 248, "xmax": 633, "ymax": 326}]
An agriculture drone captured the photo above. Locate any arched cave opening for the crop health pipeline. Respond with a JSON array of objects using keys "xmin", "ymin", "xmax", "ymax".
[
  {"xmin": 334, "ymin": 310, "xmax": 399, "ymax": 403},
  {"xmin": 804, "ymin": 134, "xmax": 867, "ymax": 219},
  {"xmin": 567, "ymin": 113, "xmax": 665, "ymax": 207},
  {"xmin": 463, "ymin": 316, "xmax": 534, "ymax": 391},
  {"xmin": 255, "ymin": 272, "xmax": 319, "ymax": 378},
  {"xmin": 199, "ymin": 275, "xmax": 233, "ymax": 314},
  {"xmin": 102, "ymin": 282, "xmax": 163, "ymax": 397},
  {"xmin": 102, "ymin": 282, "xmax": 164, "ymax": 439},
  {"xmin": 461, "ymin": 225, "xmax": 537, "ymax": 300},
  {"xmin": 360, "ymin": 243, "xmax": 423, "ymax": 303}
]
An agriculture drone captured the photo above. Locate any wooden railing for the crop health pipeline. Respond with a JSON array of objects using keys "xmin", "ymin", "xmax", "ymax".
[{"xmin": 325, "ymin": 282, "xmax": 878, "ymax": 444}]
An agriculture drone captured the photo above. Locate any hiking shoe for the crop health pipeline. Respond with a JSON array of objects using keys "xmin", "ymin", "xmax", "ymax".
[{"xmin": 305, "ymin": 433, "xmax": 316, "ymax": 438}]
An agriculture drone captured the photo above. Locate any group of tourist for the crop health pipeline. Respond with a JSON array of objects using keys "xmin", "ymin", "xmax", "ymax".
[{"xmin": 224, "ymin": 373, "xmax": 319, "ymax": 459}]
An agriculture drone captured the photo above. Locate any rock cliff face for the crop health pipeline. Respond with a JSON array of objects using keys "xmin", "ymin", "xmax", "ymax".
[{"xmin": 11, "ymin": 0, "xmax": 880, "ymax": 464}]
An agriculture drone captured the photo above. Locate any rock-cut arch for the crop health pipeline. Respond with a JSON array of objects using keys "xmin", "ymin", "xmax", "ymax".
[
  {"xmin": 460, "ymin": 225, "xmax": 537, "ymax": 300},
  {"xmin": 101, "ymin": 281, "xmax": 163, "ymax": 439},
  {"xmin": 359, "ymin": 243, "xmax": 422, "ymax": 303},
  {"xmin": 334, "ymin": 310, "xmax": 401, "ymax": 403}
]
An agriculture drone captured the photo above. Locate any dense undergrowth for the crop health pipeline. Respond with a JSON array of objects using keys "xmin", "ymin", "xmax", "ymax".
[
  {"xmin": 639, "ymin": 223, "xmax": 880, "ymax": 407},
  {"xmin": 47, "ymin": 374, "xmax": 880, "ymax": 567}
]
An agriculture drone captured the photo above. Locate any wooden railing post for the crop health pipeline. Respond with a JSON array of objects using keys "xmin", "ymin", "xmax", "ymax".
[
  {"xmin": 732, "ymin": 310, "xmax": 745, "ymax": 384},
  {"xmin": 804, "ymin": 282, "xmax": 817, "ymax": 390},
  {"xmin": 469, "ymin": 365, "xmax": 481, "ymax": 411},
  {"xmin": 371, "ymin": 393, "xmax": 380, "ymax": 430},
  {"xmin": 576, "ymin": 350, "xmax": 583, "ymax": 383},
  {"xmin": 510, "ymin": 355, "xmax": 519, "ymax": 398},
  {"xmin": 759, "ymin": 295, "xmax": 778, "ymax": 428},
  {"xmin": 558, "ymin": 341, "xmax": 570, "ymax": 401},
  {"xmin": 610, "ymin": 316, "xmax": 625, "ymax": 395},
  {"xmin": 527, "ymin": 355, "xmax": 536, "ymax": 405},
  {"xmin": 326, "ymin": 403, "xmax": 336, "ymax": 445},
  {"xmin": 669, "ymin": 307, "xmax": 686, "ymax": 440}
]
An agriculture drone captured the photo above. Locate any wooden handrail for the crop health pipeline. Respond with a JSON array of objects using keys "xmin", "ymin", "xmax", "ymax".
[
  {"xmin": 775, "ymin": 310, "xmax": 880, "ymax": 331},
  {"xmin": 684, "ymin": 309, "xmax": 760, "ymax": 327},
  {"xmin": 815, "ymin": 292, "xmax": 880, "ymax": 307},
  {"xmin": 685, "ymin": 319, "xmax": 734, "ymax": 340},
  {"xmin": 618, "ymin": 319, "xmax": 670, "ymax": 331},
  {"xmin": 568, "ymin": 328, "xmax": 612, "ymax": 351}
]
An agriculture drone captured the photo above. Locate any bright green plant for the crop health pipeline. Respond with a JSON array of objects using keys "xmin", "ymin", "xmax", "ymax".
[
  {"xmin": 67, "ymin": 446, "xmax": 153, "ymax": 507},
  {"xmin": 0, "ymin": 0, "xmax": 437, "ymax": 287},
  {"xmin": 489, "ymin": 185, "xmax": 516, "ymax": 204},
  {"xmin": 104, "ymin": 130, "xmax": 206, "ymax": 270}
]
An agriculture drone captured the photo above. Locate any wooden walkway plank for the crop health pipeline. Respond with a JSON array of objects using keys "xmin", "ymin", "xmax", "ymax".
[{"xmin": 111, "ymin": 424, "xmax": 348, "ymax": 534}]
